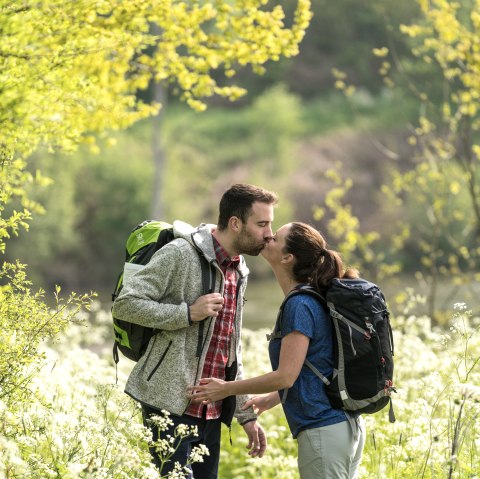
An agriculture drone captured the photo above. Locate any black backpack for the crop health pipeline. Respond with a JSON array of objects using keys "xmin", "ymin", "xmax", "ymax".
[
  {"xmin": 111, "ymin": 220, "xmax": 214, "ymax": 364},
  {"xmin": 274, "ymin": 278, "xmax": 396, "ymax": 422}
]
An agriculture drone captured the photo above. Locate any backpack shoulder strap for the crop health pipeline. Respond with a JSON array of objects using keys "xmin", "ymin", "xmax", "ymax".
[
  {"xmin": 190, "ymin": 230, "xmax": 216, "ymax": 294},
  {"xmin": 280, "ymin": 285, "xmax": 327, "ymax": 326},
  {"xmin": 155, "ymin": 225, "xmax": 175, "ymax": 249},
  {"xmin": 284, "ymin": 287, "xmax": 331, "ymax": 386},
  {"xmin": 291, "ymin": 285, "xmax": 327, "ymax": 306},
  {"xmin": 191, "ymin": 236, "xmax": 217, "ymax": 358},
  {"xmin": 267, "ymin": 286, "xmax": 327, "ymax": 340},
  {"xmin": 304, "ymin": 358, "xmax": 331, "ymax": 386},
  {"xmin": 199, "ymin": 254, "xmax": 215, "ymax": 294}
]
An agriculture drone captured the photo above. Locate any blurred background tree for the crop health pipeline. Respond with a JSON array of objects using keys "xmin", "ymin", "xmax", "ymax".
[
  {"xmin": 3, "ymin": 0, "xmax": 479, "ymax": 321},
  {"xmin": 374, "ymin": 0, "xmax": 480, "ymax": 321},
  {"xmin": 1, "ymin": 0, "xmax": 312, "ymax": 248}
]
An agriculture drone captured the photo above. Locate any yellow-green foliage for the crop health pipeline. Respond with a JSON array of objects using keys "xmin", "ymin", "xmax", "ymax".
[
  {"xmin": 1, "ymin": 0, "xmax": 312, "ymax": 154},
  {"xmin": 401, "ymin": 0, "xmax": 480, "ymax": 116},
  {"xmin": 331, "ymin": 0, "xmax": 480, "ymax": 317},
  {"xmin": 313, "ymin": 164, "xmax": 402, "ymax": 282},
  {"xmin": 387, "ymin": 0, "xmax": 480, "ymax": 318},
  {"xmin": 385, "ymin": 0, "xmax": 480, "ymax": 235},
  {"xmin": 0, "ymin": 0, "xmax": 312, "ymax": 248}
]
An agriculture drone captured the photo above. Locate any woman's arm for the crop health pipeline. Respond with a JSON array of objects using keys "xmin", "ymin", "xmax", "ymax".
[{"xmin": 187, "ymin": 331, "xmax": 309, "ymax": 403}]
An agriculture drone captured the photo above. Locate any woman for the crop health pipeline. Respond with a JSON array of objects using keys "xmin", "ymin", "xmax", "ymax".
[{"xmin": 188, "ymin": 222, "xmax": 365, "ymax": 478}]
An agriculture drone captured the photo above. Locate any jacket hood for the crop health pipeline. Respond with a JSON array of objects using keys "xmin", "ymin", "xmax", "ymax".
[
  {"xmin": 173, "ymin": 221, "xmax": 214, "ymax": 259},
  {"xmin": 172, "ymin": 220, "xmax": 199, "ymax": 241},
  {"xmin": 173, "ymin": 220, "xmax": 249, "ymax": 277}
]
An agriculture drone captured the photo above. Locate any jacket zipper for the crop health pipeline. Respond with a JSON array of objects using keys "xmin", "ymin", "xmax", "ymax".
[{"xmin": 147, "ymin": 340, "xmax": 172, "ymax": 381}]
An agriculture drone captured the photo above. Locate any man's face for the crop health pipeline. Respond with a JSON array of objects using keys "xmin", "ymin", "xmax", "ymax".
[{"xmin": 233, "ymin": 201, "xmax": 274, "ymax": 256}]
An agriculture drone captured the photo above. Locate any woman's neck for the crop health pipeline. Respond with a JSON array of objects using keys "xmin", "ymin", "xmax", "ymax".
[{"xmin": 272, "ymin": 268, "xmax": 300, "ymax": 296}]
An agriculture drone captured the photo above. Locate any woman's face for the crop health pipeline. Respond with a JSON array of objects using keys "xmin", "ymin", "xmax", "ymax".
[{"xmin": 261, "ymin": 223, "xmax": 292, "ymax": 266}]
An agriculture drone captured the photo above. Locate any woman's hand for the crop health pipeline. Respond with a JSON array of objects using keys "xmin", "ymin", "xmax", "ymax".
[
  {"xmin": 241, "ymin": 392, "xmax": 280, "ymax": 415},
  {"xmin": 187, "ymin": 331, "xmax": 308, "ymax": 406},
  {"xmin": 187, "ymin": 378, "xmax": 229, "ymax": 403}
]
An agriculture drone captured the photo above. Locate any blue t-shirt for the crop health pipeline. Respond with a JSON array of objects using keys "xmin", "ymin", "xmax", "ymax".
[{"xmin": 268, "ymin": 293, "xmax": 347, "ymax": 438}]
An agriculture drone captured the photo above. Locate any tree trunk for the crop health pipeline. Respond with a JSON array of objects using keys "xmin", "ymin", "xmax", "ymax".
[{"xmin": 150, "ymin": 81, "xmax": 166, "ymax": 219}]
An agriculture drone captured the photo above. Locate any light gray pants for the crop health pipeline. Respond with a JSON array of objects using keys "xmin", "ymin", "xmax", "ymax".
[{"xmin": 297, "ymin": 416, "xmax": 365, "ymax": 479}]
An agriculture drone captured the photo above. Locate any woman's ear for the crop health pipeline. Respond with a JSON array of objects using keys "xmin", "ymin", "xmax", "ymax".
[{"xmin": 281, "ymin": 253, "xmax": 294, "ymax": 264}]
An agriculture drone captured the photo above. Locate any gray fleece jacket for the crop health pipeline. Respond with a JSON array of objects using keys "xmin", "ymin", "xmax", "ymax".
[{"xmin": 112, "ymin": 221, "xmax": 257, "ymax": 425}]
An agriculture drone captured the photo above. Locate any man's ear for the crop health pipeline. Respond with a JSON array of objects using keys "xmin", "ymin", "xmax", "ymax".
[{"xmin": 229, "ymin": 216, "xmax": 242, "ymax": 232}]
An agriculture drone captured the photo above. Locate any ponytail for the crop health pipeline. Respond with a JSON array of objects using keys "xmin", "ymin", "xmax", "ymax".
[{"xmin": 311, "ymin": 249, "xmax": 359, "ymax": 290}]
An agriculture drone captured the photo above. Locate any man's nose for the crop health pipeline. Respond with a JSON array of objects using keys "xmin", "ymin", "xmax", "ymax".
[{"xmin": 264, "ymin": 226, "xmax": 274, "ymax": 240}]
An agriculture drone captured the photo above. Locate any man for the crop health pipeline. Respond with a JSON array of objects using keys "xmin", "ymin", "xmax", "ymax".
[{"xmin": 112, "ymin": 183, "xmax": 278, "ymax": 478}]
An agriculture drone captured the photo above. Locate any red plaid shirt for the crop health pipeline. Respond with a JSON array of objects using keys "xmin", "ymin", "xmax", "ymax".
[{"xmin": 186, "ymin": 237, "xmax": 239, "ymax": 419}]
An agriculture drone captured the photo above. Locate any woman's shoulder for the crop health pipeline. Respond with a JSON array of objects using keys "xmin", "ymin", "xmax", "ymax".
[
  {"xmin": 281, "ymin": 290, "xmax": 329, "ymax": 337},
  {"xmin": 284, "ymin": 290, "xmax": 327, "ymax": 318}
]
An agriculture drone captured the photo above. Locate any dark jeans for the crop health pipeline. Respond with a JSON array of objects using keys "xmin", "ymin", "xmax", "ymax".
[{"xmin": 142, "ymin": 404, "xmax": 222, "ymax": 479}]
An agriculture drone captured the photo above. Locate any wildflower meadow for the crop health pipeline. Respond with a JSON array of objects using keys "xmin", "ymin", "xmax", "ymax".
[{"xmin": 1, "ymin": 296, "xmax": 479, "ymax": 479}]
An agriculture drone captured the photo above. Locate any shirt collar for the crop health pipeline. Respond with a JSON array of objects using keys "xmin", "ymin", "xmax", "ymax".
[{"xmin": 212, "ymin": 236, "xmax": 240, "ymax": 269}]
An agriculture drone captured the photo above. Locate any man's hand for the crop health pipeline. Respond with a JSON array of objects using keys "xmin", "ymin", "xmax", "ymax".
[
  {"xmin": 242, "ymin": 420, "xmax": 267, "ymax": 458},
  {"xmin": 189, "ymin": 293, "xmax": 224, "ymax": 322}
]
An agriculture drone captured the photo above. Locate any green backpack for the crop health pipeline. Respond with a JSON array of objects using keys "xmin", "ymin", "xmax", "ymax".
[{"xmin": 112, "ymin": 220, "xmax": 214, "ymax": 364}]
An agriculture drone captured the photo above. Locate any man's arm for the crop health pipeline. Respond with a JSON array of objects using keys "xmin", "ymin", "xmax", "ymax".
[{"xmin": 113, "ymin": 243, "xmax": 211, "ymax": 330}]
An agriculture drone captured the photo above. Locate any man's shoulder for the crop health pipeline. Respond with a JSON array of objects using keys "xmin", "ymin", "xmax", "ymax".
[
  {"xmin": 157, "ymin": 237, "xmax": 199, "ymax": 259},
  {"xmin": 147, "ymin": 238, "xmax": 194, "ymax": 268}
]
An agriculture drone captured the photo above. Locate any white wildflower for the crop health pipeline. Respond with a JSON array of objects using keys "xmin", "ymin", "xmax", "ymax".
[
  {"xmin": 189, "ymin": 443, "xmax": 209, "ymax": 463},
  {"xmin": 175, "ymin": 423, "xmax": 198, "ymax": 438},
  {"xmin": 150, "ymin": 413, "xmax": 174, "ymax": 431},
  {"xmin": 130, "ymin": 422, "xmax": 153, "ymax": 442},
  {"xmin": 67, "ymin": 462, "xmax": 87, "ymax": 476},
  {"xmin": 163, "ymin": 461, "xmax": 191, "ymax": 479},
  {"xmin": 154, "ymin": 436, "xmax": 176, "ymax": 455}
]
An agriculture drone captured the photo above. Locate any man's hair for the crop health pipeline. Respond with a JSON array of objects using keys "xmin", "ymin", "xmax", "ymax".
[{"xmin": 217, "ymin": 183, "xmax": 278, "ymax": 230}]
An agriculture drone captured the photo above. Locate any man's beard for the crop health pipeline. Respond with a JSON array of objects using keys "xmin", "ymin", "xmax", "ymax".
[{"xmin": 233, "ymin": 227, "xmax": 266, "ymax": 256}]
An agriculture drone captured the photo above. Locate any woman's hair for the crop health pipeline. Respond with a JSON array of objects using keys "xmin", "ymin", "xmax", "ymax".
[{"xmin": 283, "ymin": 222, "xmax": 358, "ymax": 290}]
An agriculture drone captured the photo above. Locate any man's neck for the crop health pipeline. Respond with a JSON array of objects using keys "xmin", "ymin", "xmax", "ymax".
[{"xmin": 212, "ymin": 229, "xmax": 237, "ymax": 258}]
